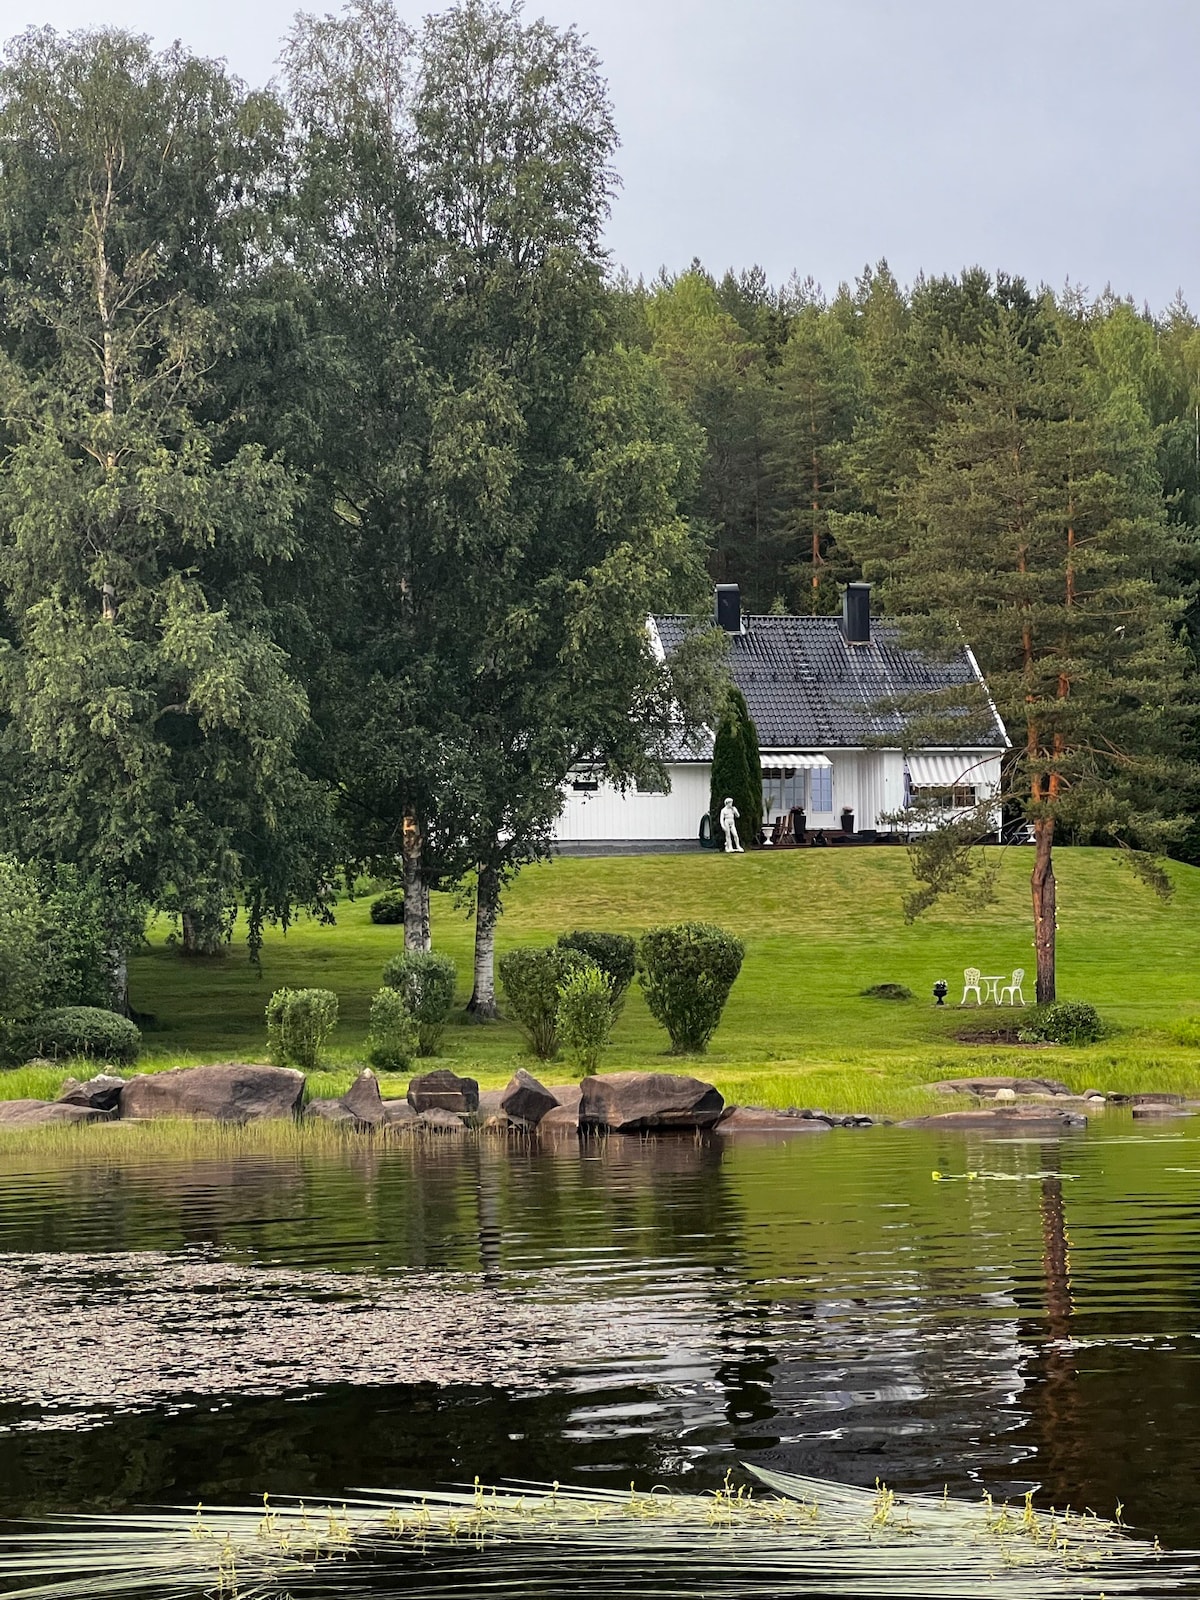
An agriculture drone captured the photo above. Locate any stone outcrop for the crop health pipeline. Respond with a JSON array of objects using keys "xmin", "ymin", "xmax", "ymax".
[
  {"xmin": 536, "ymin": 1104, "xmax": 580, "ymax": 1135},
  {"xmin": 579, "ymin": 1071, "xmax": 724, "ymax": 1133},
  {"xmin": 55, "ymin": 1074, "xmax": 125, "ymax": 1112},
  {"xmin": 930, "ymin": 1075, "xmax": 1072, "ymax": 1098},
  {"xmin": 416, "ymin": 1108, "xmax": 467, "ymax": 1135},
  {"xmin": 899, "ymin": 1107, "xmax": 1087, "ymax": 1132},
  {"xmin": 0, "ymin": 1099, "xmax": 113, "ymax": 1126},
  {"xmin": 342, "ymin": 1068, "xmax": 385, "ymax": 1125},
  {"xmin": 407, "ymin": 1070, "xmax": 480, "ymax": 1116},
  {"xmin": 500, "ymin": 1069, "xmax": 558, "ymax": 1129},
  {"xmin": 305, "ymin": 1098, "xmax": 356, "ymax": 1124},
  {"xmin": 119, "ymin": 1063, "xmax": 305, "ymax": 1123},
  {"xmin": 715, "ymin": 1106, "xmax": 832, "ymax": 1136}
]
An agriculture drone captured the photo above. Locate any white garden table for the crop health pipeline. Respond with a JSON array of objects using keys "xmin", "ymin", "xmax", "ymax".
[{"xmin": 980, "ymin": 975, "xmax": 1005, "ymax": 1004}]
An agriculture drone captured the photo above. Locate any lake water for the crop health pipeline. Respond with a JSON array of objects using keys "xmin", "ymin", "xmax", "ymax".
[{"xmin": 1, "ymin": 1118, "xmax": 1198, "ymax": 1561}]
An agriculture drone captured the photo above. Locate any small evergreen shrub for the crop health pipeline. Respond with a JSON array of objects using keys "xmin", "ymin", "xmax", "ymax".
[
  {"xmin": 23, "ymin": 1006, "xmax": 141, "ymax": 1064},
  {"xmin": 1018, "ymin": 1001, "xmax": 1105, "ymax": 1046},
  {"xmin": 556, "ymin": 931, "xmax": 637, "ymax": 1017},
  {"xmin": 861, "ymin": 983, "xmax": 915, "ymax": 1001},
  {"xmin": 499, "ymin": 946, "xmax": 594, "ymax": 1059},
  {"xmin": 369, "ymin": 891, "xmax": 405, "ymax": 925},
  {"xmin": 366, "ymin": 986, "xmax": 420, "ymax": 1071},
  {"xmin": 638, "ymin": 922, "xmax": 745, "ymax": 1054},
  {"xmin": 266, "ymin": 987, "xmax": 339, "ymax": 1070},
  {"xmin": 557, "ymin": 964, "xmax": 614, "ymax": 1077},
  {"xmin": 380, "ymin": 949, "xmax": 457, "ymax": 1055}
]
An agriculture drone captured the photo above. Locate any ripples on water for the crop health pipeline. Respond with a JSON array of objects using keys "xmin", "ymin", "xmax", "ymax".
[{"xmin": 0, "ymin": 1121, "xmax": 1198, "ymax": 1548}]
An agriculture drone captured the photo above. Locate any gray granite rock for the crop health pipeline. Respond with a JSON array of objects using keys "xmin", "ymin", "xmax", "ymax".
[
  {"xmin": 119, "ymin": 1063, "xmax": 305, "ymax": 1122},
  {"xmin": 407, "ymin": 1070, "xmax": 480, "ymax": 1115},
  {"xmin": 579, "ymin": 1071, "xmax": 724, "ymax": 1133},
  {"xmin": 501, "ymin": 1069, "xmax": 557, "ymax": 1129},
  {"xmin": 0, "ymin": 1099, "xmax": 113, "ymax": 1125},
  {"xmin": 55, "ymin": 1073, "xmax": 125, "ymax": 1112}
]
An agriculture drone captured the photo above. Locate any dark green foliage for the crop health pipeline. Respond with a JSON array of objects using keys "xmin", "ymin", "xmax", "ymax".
[
  {"xmin": 729, "ymin": 688, "xmax": 763, "ymax": 841},
  {"xmin": 366, "ymin": 987, "xmax": 419, "ymax": 1072},
  {"xmin": 1018, "ymin": 1002, "xmax": 1105, "ymax": 1046},
  {"xmin": 556, "ymin": 931, "xmax": 637, "ymax": 1017},
  {"xmin": 861, "ymin": 983, "xmax": 915, "ymax": 1001},
  {"xmin": 557, "ymin": 964, "xmax": 613, "ymax": 1077},
  {"xmin": 22, "ymin": 1007, "xmax": 140, "ymax": 1065},
  {"xmin": 380, "ymin": 950, "xmax": 457, "ymax": 1055},
  {"xmin": 637, "ymin": 922, "xmax": 745, "ymax": 1053},
  {"xmin": 265, "ymin": 988, "xmax": 338, "ymax": 1070},
  {"xmin": 709, "ymin": 712, "xmax": 755, "ymax": 845},
  {"xmin": 499, "ymin": 946, "xmax": 594, "ymax": 1059},
  {"xmin": 369, "ymin": 892, "xmax": 405, "ymax": 926}
]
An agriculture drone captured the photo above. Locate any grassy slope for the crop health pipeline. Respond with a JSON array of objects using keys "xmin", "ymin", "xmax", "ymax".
[{"xmin": 36, "ymin": 844, "xmax": 1186, "ymax": 1119}]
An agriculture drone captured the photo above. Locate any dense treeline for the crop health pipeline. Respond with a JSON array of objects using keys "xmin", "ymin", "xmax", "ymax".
[{"xmin": 0, "ymin": 0, "xmax": 1195, "ymax": 1012}]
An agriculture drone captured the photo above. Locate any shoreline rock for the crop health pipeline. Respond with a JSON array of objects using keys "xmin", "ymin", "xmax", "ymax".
[{"xmin": 119, "ymin": 1063, "xmax": 305, "ymax": 1123}]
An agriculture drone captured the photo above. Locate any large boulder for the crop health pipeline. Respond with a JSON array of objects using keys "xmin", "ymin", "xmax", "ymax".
[
  {"xmin": 407, "ymin": 1069, "xmax": 479, "ymax": 1115},
  {"xmin": 305, "ymin": 1098, "xmax": 356, "ymax": 1125},
  {"xmin": 579, "ymin": 1071, "xmax": 724, "ymax": 1134},
  {"xmin": 119, "ymin": 1063, "xmax": 305, "ymax": 1123},
  {"xmin": 342, "ymin": 1068, "xmax": 385, "ymax": 1126},
  {"xmin": 0, "ymin": 1099, "xmax": 113, "ymax": 1125},
  {"xmin": 536, "ymin": 1104, "xmax": 580, "ymax": 1136},
  {"xmin": 415, "ymin": 1107, "xmax": 467, "ymax": 1135},
  {"xmin": 715, "ymin": 1106, "xmax": 832, "ymax": 1137},
  {"xmin": 55, "ymin": 1074, "xmax": 125, "ymax": 1112},
  {"xmin": 501, "ymin": 1069, "xmax": 558, "ymax": 1129}
]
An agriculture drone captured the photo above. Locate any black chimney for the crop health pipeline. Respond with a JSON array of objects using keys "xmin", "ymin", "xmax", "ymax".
[
  {"xmin": 715, "ymin": 584, "xmax": 742, "ymax": 634},
  {"xmin": 841, "ymin": 582, "xmax": 871, "ymax": 645}
]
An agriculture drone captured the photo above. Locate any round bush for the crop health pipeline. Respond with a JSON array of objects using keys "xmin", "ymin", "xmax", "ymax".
[
  {"xmin": 557, "ymin": 964, "xmax": 613, "ymax": 1077},
  {"xmin": 366, "ymin": 986, "xmax": 420, "ymax": 1072},
  {"xmin": 637, "ymin": 922, "xmax": 745, "ymax": 1054},
  {"xmin": 557, "ymin": 931, "xmax": 637, "ymax": 1018},
  {"xmin": 380, "ymin": 949, "xmax": 457, "ymax": 1055},
  {"xmin": 265, "ymin": 987, "xmax": 339, "ymax": 1070},
  {"xmin": 499, "ymin": 946, "xmax": 594, "ymax": 1060},
  {"xmin": 1018, "ymin": 1001, "xmax": 1104, "ymax": 1046},
  {"xmin": 369, "ymin": 891, "xmax": 405, "ymax": 925},
  {"xmin": 23, "ymin": 1006, "xmax": 141, "ymax": 1065}
]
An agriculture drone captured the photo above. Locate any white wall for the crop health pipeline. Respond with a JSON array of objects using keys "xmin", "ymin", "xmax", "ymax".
[{"xmin": 554, "ymin": 763, "xmax": 710, "ymax": 842}]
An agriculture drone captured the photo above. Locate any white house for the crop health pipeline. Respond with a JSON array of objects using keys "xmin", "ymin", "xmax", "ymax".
[{"xmin": 555, "ymin": 583, "xmax": 1009, "ymax": 848}]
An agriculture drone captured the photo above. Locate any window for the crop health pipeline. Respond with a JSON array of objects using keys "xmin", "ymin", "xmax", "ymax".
[
  {"xmin": 912, "ymin": 784, "xmax": 976, "ymax": 810},
  {"xmin": 571, "ymin": 776, "xmax": 599, "ymax": 793},
  {"xmin": 636, "ymin": 775, "xmax": 668, "ymax": 795},
  {"xmin": 809, "ymin": 765, "xmax": 833, "ymax": 813}
]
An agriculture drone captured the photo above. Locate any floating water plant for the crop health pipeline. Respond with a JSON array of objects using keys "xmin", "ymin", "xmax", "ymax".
[{"xmin": 0, "ymin": 1469, "xmax": 1192, "ymax": 1600}]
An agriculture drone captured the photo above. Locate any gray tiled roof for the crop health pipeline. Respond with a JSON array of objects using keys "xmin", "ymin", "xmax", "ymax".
[{"xmin": 654, "ymin": 614, "xmax": 1007, "ymax": 758}]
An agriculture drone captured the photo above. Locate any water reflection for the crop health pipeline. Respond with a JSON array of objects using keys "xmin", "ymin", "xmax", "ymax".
[{"xmin": 0, "ymin": 1122, "xmax": 1197, "ymax": 1543}]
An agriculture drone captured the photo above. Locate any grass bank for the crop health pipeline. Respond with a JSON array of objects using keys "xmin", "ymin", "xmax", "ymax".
[{"xmin": 11, "ymin": 847, "xmax": 1200, "ymax": 1117}]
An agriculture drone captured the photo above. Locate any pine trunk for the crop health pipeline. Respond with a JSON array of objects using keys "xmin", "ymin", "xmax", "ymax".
[
  {"xmin": 467, "ymin": 864, "xmax": 501, "ymax": 1021},
  {"xmin": 1031, "ymin": 816, "xmax": 1056, "ymax": 1004}
]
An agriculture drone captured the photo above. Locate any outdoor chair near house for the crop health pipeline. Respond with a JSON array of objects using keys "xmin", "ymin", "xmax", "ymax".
[
  {"xmin": 1000, "ymin": 968, "xmax": 1026, "ymax": 1006},
  {"xmin": 961, "ymin": 967, "xmax": 982, "ymax": 1005}
]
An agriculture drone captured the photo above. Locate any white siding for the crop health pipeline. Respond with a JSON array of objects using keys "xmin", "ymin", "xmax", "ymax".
[{"xmin": 554, "ymin": 764, "xmax": 710, "ymax": 842}]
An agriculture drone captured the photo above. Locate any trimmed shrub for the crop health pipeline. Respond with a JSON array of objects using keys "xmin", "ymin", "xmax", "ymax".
[
  {"xmin": 366, "ymin": 986, "xmax": 420, "ymax": 1072},
  {"xmin": 499, "ymin": 946, "xmax": 594, "ymax": 1060},
  {"xmin": 23, "ymin": 1006, "xmax": 141, "ymax": 1065},
  {"xmin": 1018, "ymin": 1001, "xmax": 1105, "ymax": 1046},
  {"xmin": 369, "ymin": 891, "xmax": 405, "ymax": 926},
  {"xmin": 380, "ymin": 950, "xmax": 457, "ymax": 1055},
  {"xmin": 558, "ymin": 964, "xmax": 614, "ymax": 1077},
  {"xmin": 266, "ymin": 987, "xmax": 338, "ymax": 1070},
  {"xmin": 557, "ymin": 931, "xmax": 637, "ymax": 1018},
  {"xmin": 638, "ymin": 922, "xmax": 745, "ymax": 1054},
  {"xmin": 861, "ymin": 983, "xmax": 915, "ymax": 1001}
]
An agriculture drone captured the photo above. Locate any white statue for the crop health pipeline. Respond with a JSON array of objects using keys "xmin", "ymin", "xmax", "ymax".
[{"xmin": 719, "ymin": 796, "xmax": 743, "ymax": 853}]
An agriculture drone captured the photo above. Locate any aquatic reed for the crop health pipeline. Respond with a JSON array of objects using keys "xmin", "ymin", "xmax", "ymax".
[{"xmin": 0, "ymin": 1469, "xmax": 1190, "ymax": 1599}]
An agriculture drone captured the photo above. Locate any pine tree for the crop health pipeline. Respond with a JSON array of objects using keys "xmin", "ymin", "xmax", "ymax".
[{"xmin": 848, "ymin": 304, "xmax": 1191, "ymax": 1001}]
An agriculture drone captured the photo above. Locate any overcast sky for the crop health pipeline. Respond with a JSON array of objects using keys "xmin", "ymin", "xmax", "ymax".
[{"xmin": 5, "ymin": 0, "xmax": 1197, "ymax": 313}]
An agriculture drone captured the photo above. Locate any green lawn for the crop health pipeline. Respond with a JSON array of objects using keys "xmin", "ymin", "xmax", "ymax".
[{"xmin": 53, "ymin": 844, "xmax": 1196, "ymax": 1118}]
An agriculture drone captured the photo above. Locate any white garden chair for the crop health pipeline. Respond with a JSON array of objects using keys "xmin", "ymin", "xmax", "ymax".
[
  {"xmin": 961, "ymin": 967, "xmax": 982, "ymax": 1005},
  {"xmin": 1000, "ymin": 968, "xmax": 1026, "ymax": 1006}
]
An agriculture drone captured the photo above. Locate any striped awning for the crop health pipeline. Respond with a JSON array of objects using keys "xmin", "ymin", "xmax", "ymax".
[
  {"xmin": 907, "ymin": 753, "xmax": 984, "ymax": 787},
  {"xmin": 760, "ymin": 750, "xmax": 831, "ymax": 768}
]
